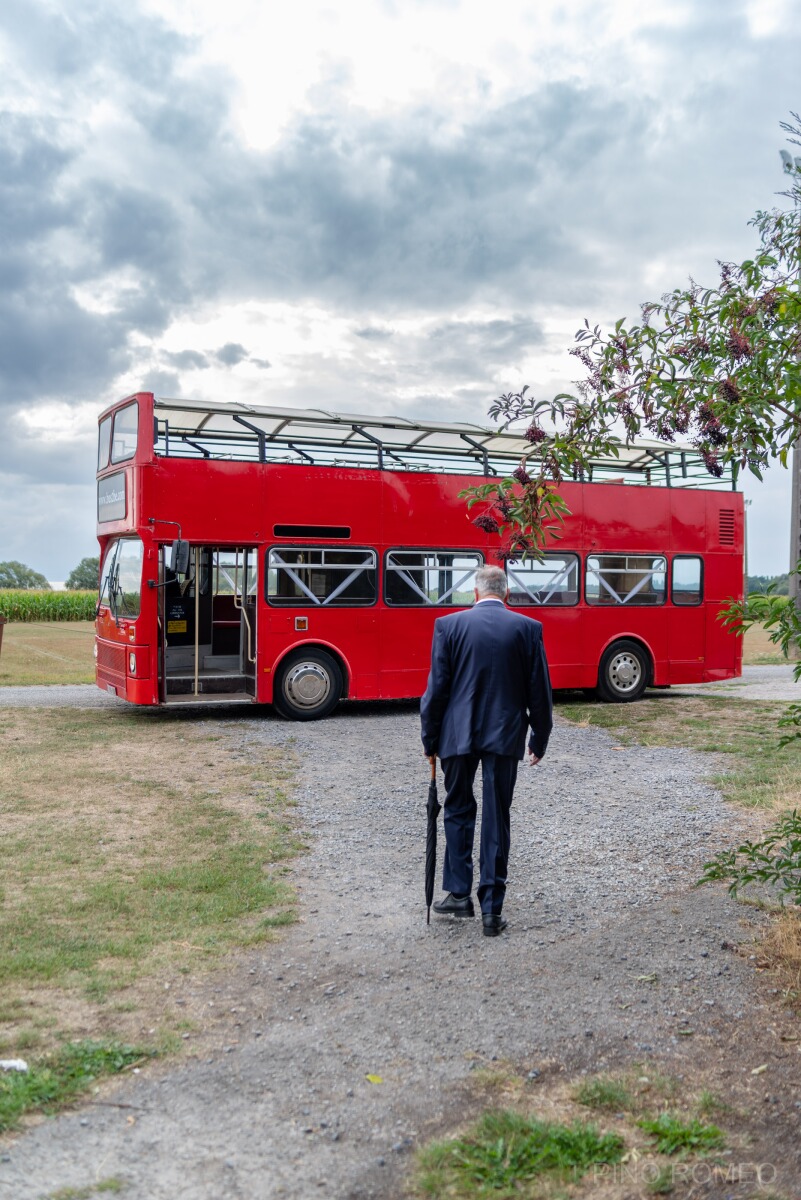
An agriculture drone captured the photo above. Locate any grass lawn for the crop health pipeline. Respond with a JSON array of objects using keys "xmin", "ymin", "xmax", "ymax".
[
  {"xmin": 0, "ymin": 706, "xmax": 301, "ymax": 1071},
  {"xmin": 0, "ymin": 620, "xmax": 96, "ymax": 685}
]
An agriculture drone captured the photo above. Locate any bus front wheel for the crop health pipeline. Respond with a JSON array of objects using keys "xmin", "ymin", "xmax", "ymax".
[
  {"xmin": 596, "ymin": 640, "xmax": 650, "ymax": 703},
  {"xmin": 274, "ymin": 649, "xmax": 343, "ymax": 720}
]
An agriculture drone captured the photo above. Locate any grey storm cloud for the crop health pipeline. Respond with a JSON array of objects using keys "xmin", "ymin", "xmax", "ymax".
[
  {"xmin": 215, "ymin": 343, "xmax": 248, "ymax": 366},
  {"xmin": 0, "ymin": 0, "xmax": 798, "ymax": 422}
]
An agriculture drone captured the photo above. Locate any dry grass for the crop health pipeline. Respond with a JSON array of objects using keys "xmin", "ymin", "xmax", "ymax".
[
  {"xmin": 0, "ymin": 621, "xmax": 95, "ymax": 685},
  {"xmin": 757, "ymin": 911, "xmax": 801, "ymax": 1008},
  {"xmin": 0, "ymin": 707, "xmax": 302, "ymax": 1057},
  {"xmin": 742, "ymin": 622, "xmax": 790, "ymax": 665}
]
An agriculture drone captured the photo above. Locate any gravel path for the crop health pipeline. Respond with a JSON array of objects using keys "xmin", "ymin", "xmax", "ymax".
[{"xmin": 1, "ymin": 684, "xmax": 800, "ymax": 1197}]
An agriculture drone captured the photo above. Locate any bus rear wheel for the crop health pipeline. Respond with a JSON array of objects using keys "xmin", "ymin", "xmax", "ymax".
[
  {"xmin": 596, "ymin": 640, "xmax": 650, "ymax": 703},
  {"xmin": 274, "ymin": 649, "xmax": 343, "ymax": 721}
]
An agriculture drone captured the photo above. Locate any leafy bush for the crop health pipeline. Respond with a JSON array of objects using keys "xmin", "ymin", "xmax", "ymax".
[
  {"xmin": 698, "ymin": 809, "xmax": 801, "ymax": 905},
  {"xmin": 0, "ymin": 591, "xmax": 96, "ymax": 621}
]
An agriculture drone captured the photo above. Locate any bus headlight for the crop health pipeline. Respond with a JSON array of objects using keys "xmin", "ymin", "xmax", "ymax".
[
  {"xmin": 93, "ymin": 643, "xmax": 98, "ymax": 660},
  {"xmin": 129, "ymin": 652, "xmax": 136, "ymax": 675}
]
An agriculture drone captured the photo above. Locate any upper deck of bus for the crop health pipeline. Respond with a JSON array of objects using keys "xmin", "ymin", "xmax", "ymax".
[{"xmin": 97, "ymin": 391, "xmax": 740, "ymax": 492}]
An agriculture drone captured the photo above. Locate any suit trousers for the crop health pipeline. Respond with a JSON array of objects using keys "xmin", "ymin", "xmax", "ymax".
[{"xmin": 440, "ymin": 752, "xmax": 519, "ymax": 915}]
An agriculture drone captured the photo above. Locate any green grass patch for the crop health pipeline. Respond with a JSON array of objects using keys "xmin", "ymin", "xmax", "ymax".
[
  {"xmin": 0, "ymin": 707, "xmax": 301, "ymax": 1055},
  {"xmin": 636, "ymin": 1111, "xmax": 725, "ymax": 1156},
  {"xmin": 573, "ymin": 1074, "xmax": 634, "ymax": 1111},
  {"xmin": 45, "ymin": 1182, "xmax": 125, "ymax": 1200},
  {"xmin": 415, "ymin": 1109, "xmax": 625, "ymax": 1198},
  {"xmin": 556, "ymin": 693, "xmax": 801, "ymax": 810},
  {"xmin": 0, "ymin": 620, "xmax": 95, "ymax": 685},
  {"xmin": 0, "ymin": 1040, "xmax": 150, "ymax": 1133}
]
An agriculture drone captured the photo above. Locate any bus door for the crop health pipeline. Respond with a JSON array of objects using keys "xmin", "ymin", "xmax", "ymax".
[
  {"xmin": 381, "ymin": 550, "xmax": 484, "ymax": 697},
  {"xmin": 160, "ymin": 545, "xmax": 257, "ymax": 702},
  {"xmin": 667, "ymin": 555, "xmax": 706, "ymax": 683}
]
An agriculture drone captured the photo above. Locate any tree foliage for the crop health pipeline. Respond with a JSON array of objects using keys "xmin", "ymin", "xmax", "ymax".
[
  {"xmin": 65, "ymin": 557, "xmax": 100, "ymax": 591},
  {"xmin": 462, "ymin": 114, "xmax": 801, "ymax": 735},
  {"xmin": 0, "ymin": 561, "xmax": 51, "ymax": 590}
]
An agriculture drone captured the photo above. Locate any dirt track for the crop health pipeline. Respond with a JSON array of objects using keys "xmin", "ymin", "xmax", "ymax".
[{"xmin": 1, "ymin": 681, "xmax": 801, "ymax": 1198}]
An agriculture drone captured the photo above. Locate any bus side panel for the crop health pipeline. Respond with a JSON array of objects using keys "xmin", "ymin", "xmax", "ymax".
[
  {"xmin": 701, "ymin": 494, "xmax": 744, "ymax": 682},
  {"xmin": 580, "ymin": 484, "xmax": 671, "ymax": 687}
]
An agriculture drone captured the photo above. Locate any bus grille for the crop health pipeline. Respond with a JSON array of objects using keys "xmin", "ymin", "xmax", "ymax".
[
  {"xmin": 97, "ymin": 641, "xmax": 126, "ymax": 682},
  {"xmin": 719, "ymin": 510, "xmax": 735, "ymax": 545}
]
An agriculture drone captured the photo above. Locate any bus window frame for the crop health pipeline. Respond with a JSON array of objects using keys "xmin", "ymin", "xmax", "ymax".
[
  {"xmin": 671, "ymin": 554, "xmax": 704, "ymax": 607},
  {"xmin": 98, "ymin": 414, "xmax": 113, "ymax": 471},
  {"xmin": 266, "ymin": 545, "xmax": 378, "ymax": 608},
  {"xmin": 585, "ymin": 553, "xmax": 668, "ymax": 607},
  {"xmin": 383, "ymin": 549, "xmax": 484, "ymax": 607},
  {"xmin": 110, "ymin": 401, "xmax": 140, "ymax": 465},
  {"xmin": 506, "ymin": 552, "xmax": 580, "ymax": 607}
]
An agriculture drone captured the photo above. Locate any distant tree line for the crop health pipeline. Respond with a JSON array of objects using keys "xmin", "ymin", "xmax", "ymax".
[
  {"xmin": 0, "ymin": 558, "xmax": 99, "ymax": 590},
  {"xmin": 747, "ymin": 574, "xmax": 790, "ymax": 595}
]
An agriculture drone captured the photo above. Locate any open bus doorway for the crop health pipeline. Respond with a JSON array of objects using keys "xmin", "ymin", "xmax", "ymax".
[{"xmin": 159, "ymin": 545, "xmax": 257, "ymax": 704}]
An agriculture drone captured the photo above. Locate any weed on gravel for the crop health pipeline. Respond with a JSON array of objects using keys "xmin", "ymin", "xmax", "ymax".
[
  {"xmin": 415, "ymin": 1109, "xmax": 625, "ymax": 1198},
  {"xmin": 0, "ymin": 1040, "xmax": 151, "ymax": 1132}
]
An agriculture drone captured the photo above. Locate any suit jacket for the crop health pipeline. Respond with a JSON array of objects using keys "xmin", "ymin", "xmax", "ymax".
[{"xmin": 420, "ymin": 599, "xmax": 553, "ymax": 761}]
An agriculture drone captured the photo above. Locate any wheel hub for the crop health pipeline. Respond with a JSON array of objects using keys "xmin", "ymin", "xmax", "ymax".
[
  {"xmin": 284, "ymin": 662, "xmax": 331, "ymax": 709},
  {"xmin": 610, "ymin": 653, "xmax": 640, "ymax": 691}
]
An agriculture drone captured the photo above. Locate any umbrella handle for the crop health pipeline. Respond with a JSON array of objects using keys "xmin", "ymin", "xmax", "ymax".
[{"xmin": 430, "ymin": 757, "xmax": 436, "ymax": 781}]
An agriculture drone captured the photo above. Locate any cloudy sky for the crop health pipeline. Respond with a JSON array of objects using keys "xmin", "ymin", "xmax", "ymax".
[{"xmin": 1, "ymin": 0, "xmax": 798, "ymax": 581}]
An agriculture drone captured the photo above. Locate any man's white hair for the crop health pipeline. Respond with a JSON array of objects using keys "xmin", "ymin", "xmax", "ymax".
[{"xmin": 475, "ymin": 565, "xmax": 508, "ymax": 599}]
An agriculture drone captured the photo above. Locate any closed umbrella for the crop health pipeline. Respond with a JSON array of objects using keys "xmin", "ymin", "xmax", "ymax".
[{"xmin": 425, "ymin": 757, "xmax": 441, "ymax": 924}]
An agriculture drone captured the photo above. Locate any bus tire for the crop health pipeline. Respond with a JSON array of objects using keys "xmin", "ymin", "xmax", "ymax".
[
  {"xmin": 596, "ymin": 640, "xmax": 650, "ymax": 703},
  {"xmin": 273, "ymin": 649, "xmax": 343, "ymax": 721}
]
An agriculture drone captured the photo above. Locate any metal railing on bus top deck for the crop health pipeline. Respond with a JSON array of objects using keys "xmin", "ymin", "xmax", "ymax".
[{"xmin": 151, "ymin": 397, "xmax": 737, "ymax": 489}]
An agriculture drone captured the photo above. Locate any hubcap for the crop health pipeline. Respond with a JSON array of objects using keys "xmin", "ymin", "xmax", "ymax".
[
  {"xmin": 608, "ymin": 652, "xmax": 641, "ymax": 693},
  {"xmin": 284, "ymin": 661, "xmax": 331, "ymax": 709}
]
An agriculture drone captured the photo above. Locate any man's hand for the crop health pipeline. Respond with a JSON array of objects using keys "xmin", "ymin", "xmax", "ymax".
[{"xmin": 527, "ymin": 751, "xmax": 541, "ymax": 766}]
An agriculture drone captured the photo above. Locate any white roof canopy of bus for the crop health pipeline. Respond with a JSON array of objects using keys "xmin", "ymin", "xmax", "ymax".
[{"xmin": 150, "ymin": 396, "xmax": 732, "ymax": 487}]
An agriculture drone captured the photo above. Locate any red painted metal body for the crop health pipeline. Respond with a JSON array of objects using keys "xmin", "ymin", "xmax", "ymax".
[{"xmin": 95, "ymin": 392, "xmax": 744, "ymax": 707}]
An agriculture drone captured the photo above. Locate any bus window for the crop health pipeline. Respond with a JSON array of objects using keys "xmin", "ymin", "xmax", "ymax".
[
  {"xmin": 267, "ymin": 547, "xmax": 376, "ymax": 606},
  {"xmin": 98, "ymin": 415, "xmax": 112, "ymax": 470},
  {"xmin": 384, "ymin": 551, "xmax": 482, "ymax": 606},
  {"xmin": 672, "ymin": 556, "xmax": 703, "ymax": 605},
  {"xmin": 110, "ymin": 402, "xmax": 139, "ymax": 464},
  {"xmin": 586, "ymin": 555, "xmax": 667, "ymax": 606},
  {"xmin": 507, "ymin": 554, "xmax": 579, "ymax": 606},
  {"xmin": 98, "ymin": 537, "xmax": 144, "ymax": 619}
]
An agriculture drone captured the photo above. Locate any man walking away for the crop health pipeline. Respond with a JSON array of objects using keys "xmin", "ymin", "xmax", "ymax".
[{"xmin": 420, "ymin": 565, "xmax": 552, "ymax": 936}]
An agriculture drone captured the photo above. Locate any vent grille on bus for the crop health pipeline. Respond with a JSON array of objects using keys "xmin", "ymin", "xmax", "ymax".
[
  {"xmin": 97, "ymin": 642, "xmax": 126, "ymax": 681},
  {"xmin": 719, "ymin": 510, "xmax": 735, "ymax": 545}
]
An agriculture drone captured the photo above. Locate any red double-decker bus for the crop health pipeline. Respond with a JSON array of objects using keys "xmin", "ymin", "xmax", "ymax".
[{"xmin": 95, "ymin": 392, "xmax": 743, "ymax": 718}]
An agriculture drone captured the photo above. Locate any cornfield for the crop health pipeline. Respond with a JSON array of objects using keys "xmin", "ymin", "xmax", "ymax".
[{"xmin": 0, "ymin": 591, "xmax": 97, "ymax": 621}]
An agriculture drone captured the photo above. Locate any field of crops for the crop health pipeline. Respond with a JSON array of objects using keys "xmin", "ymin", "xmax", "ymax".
[{"xmin": 0, "ymin": 590, "xmax": 96, "ymax": 621}]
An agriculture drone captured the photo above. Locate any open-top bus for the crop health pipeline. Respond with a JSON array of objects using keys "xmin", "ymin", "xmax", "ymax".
[{"xmin": 95, "ymin": 392, "xmax": 743, "ymax": 718}]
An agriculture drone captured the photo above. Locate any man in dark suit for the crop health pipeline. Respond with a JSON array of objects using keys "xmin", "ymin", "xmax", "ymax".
[{"xmin": 420, "ymin": 565, "xmax": 552, "ymax": 936}]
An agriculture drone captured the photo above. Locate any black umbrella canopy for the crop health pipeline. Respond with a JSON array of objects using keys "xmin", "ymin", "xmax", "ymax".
[{"xmin": 425, "ymin": 757, "xmax": 441, "ymax": 925}]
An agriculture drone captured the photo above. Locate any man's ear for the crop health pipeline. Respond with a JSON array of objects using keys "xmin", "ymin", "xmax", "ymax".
[{"xmin": 474, "ymin": 588, "xmax": 480, "ymax": 602}]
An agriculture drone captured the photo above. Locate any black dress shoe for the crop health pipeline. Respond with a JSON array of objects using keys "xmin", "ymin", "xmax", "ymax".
[
  {"xmin": 482, "ymin": 914, "xmax": 508, "ymax": 937},
  {"xmin": 433, "ymin": 893, "xmax": 475, "ymax": 917}
]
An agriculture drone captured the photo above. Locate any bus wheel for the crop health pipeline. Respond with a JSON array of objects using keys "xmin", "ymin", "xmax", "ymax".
[
  {"xmin": 597, "ymin": 640, "xmax": 650, "ymax": 703},
  {"xmin": 274, "ymin": 649, "xmax": 343, "ymax": 720}
]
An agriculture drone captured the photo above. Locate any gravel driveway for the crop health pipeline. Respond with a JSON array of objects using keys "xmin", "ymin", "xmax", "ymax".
[{"xmin": 1, "ymin": 679, "xmax": 800, "ymax": 1197}]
